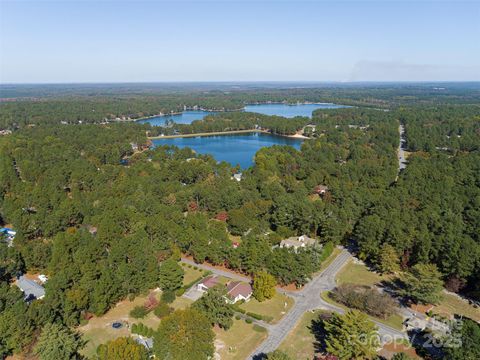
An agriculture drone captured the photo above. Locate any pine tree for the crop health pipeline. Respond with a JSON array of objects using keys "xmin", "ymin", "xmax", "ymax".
[
  {"xmin": 158, "ymin": 258, "xmax": 184, "ymax": 292},
  {"xmin": 253, "ymin": 271, "xmax": 276, "ymax": 302},
  {"xmin": 34, "ymin": 323, "xmax": 84, "ymax": 360},
  {"xmin": 400, "ymin": 263, "xmax": 443, "ymax": 304},
  {"xmin": 378, "ymin": 244, "xmax": 400, "ymax": 274},
  {"xmin": 192, "ymin": 286, "xmax": 234, "ymax": 329},
  {"xmin": 323, "ymin": 310, "xmax": 379, "ymax": 360}
]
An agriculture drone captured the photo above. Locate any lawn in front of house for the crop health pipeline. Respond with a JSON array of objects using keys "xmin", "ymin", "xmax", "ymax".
[
  {"xmin": 278, "ymin": 310, "xmax": 326, "ymax": 359},
  {"xmin": 214, "ymin": 319, "xmax": 267, "ymax": 360},
  {"xmin": 180, "ymin": 262, "xmax": 209, "ymax": 287},
  {"xmin": 433, "ymin": 292, "xmax": 480, "ymax": 322},
  {"xmin": 320, "ymin": 291, "xmax": 404, "ymax": 331},
  {"xmin": 336, "ymin": 259, "xmax": 388, "ymax": 287},
  {"xmin": 239, "ymin": 292, "xmax": 294, "ymax": 323}
]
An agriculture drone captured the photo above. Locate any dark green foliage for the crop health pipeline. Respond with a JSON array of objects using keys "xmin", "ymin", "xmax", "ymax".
[
  {"xmin": 267, "ymin": 350, "xmax": 293, "ymax": 360},
  {"xmin": 159, "ymin": 258, "xmax": 184, "ymax": 292},
  {"xmin": 160, "ymin": 291, "xmax": 176, "ymax": 304},
  {"xmin": 193, "ymin": 286, "xmax": 234, "ymax": 330},
  {"xmin": 153, "ymin": 302, "xmax": 173, "ymax": 318},
  {"xmin": 34, "ymin": 323, "xmax": 84, "ymax": 360},
  {"xmin": 399, "ymin": 263, "xmax": 444, "ymax": 305},
  {"xmin": 130, "ymin": 306, "xmax": 148, "ymax": 319},
  {"xmin": 444, "ymin": 318, "xmax": 480, "ymax": 360}
]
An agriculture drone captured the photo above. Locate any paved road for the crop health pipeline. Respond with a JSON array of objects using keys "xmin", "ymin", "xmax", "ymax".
[
  {"xmin": 249, "ymin": 249, "xmax": 352, "ymax": 358},
  {"xmin": 250, "ymin": 249, "xmax": 407, "ymax": 359}
]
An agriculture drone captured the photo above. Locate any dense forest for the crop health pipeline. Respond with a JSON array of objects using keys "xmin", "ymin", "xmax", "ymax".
[
  {"xmin": 2, "ymin": 83, "xmax": 480, "ymax": 129},
  {"xmin": 0, "ymin": 87, "xmax": 479, "ymax": 358}
]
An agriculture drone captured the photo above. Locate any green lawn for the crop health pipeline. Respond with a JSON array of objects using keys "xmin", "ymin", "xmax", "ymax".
[
  {"xmin": 278, "ymin": 310, "xmax": 325, "ymax": 359},
  {"xmin": 321, "ymin": 291, "xmax": 404, "ymax": 331},
  {"xmin": 433, "ymin": 292, "xmax": 480, "ymax": 322},
  {"xmin": 180, "ymin": 262, "xmax": 208, "ymax": 286},
  {"xmin": 336, "ymin": 259, "xmax": 388, "ymax": 287},
  {"xmin": 79, "ymin": 292, "xmax": 160, "ymax": 358},
  {"xmin": 239, "ymin": 293, "xmax": 294, "ymax": 323},
  {"xmin": 214, "ymin": 319, "xmax": 267, "ymax": 360}
]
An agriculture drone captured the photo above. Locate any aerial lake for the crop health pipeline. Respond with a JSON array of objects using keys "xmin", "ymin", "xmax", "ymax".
[
  {"xmin": 152, "ymin": 132, "xmax": 303, "ymax": 169},
  {"xmin": 244, "ymin": 103, "xmax": 346, "ymax": 118},
  {"xmin": 137, "ymin": 110, "xmax": 216, "ymax": 126},
  {"xmin": 139, "ymin": 103, "xmax": 346, "ymax": 126}
]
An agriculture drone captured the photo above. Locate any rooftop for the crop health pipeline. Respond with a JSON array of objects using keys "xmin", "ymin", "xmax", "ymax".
[
  {"xmin": 16, "ymin": 275, "xmax": 45, "ymax": 300},
  {"xmin": 226, "ymin": 281, "xmax": 253, "ymax": 298}
]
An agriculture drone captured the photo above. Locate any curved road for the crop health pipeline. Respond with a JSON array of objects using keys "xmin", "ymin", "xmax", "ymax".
[{"xmin": 249, "ymin": 249, "xmax": 406, "ymax": 359}]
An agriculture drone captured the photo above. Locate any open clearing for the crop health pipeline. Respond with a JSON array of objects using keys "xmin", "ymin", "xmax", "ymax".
[
  {"xmin": 434, "ymin": 292, "xmax": 480, "ymax": 322},
  {"xmin": 214, "ymin": 319, "xmax": 267, "ymax": 360},
  {"xmin": 336, "ymin": 259, "xmax": 389, "ymax": 287},
  {"xmin": 239, "ymin": 293, "xmax": 294, "ymax": 323},
  {"xmin": 277, "ymin": 310, "xmax": 323, "ymax": 359}
]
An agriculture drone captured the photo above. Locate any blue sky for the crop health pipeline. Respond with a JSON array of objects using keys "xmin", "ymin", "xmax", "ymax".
[{"xmin": 1, "ymin": 0, "xmax": 479, "ymax": 83}]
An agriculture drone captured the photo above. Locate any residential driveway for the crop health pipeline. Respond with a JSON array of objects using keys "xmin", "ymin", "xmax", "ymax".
[{"xmin": 183, "ymin": 286, "xmax": 204, "ymax": 301}]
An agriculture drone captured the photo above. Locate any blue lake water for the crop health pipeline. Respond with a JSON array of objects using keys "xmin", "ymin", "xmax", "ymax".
[
  {"xmin": 137, "ymin": 110, "xmax": 216, "ymax": 126},
  {"xmin": 139, "ymin": 103, "xmax": 345, "ymax": 126},
  {"xmin": 244, "ymin": 103, "xmax": 345, "ymax": 118},
  {"xmin": 152, "ymin": 133, "xmax": 302, "ymax": 169}
]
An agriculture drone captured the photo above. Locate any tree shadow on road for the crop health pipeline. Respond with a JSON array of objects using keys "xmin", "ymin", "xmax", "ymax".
[{"xmin": 310, "ymin": 311, "xmax": 333, "ymax": 353}]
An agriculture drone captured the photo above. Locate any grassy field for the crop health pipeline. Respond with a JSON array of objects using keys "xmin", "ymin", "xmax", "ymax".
[
  {"xmin": 79, "ymin": 292, "xmax": 159, "ymax": 358},
  {"xmin": 336, "ymin": 259, "xmax": 389, "ymax": 287},
  {"xmin": 214, "ymin": 319, "xmax": 267, "ymax": 360},
  {"xmin": 278, "ymin": 310, "xmax": 323, "ymax": 359},
  {"xmin": 180, "ymin": 262, "xmax": 208, "ymax": 286},
  {"xmin": 79, "ymin": 289, "xmax": 194, "ymax": 358},
  {"xmin": 239, "ymin": 293, "xmax": 294, "ymax": 323},
  {"xmin": 321, "ymin": 291, "xmax": 404, "ymax": 331},
  {"xmin": 433, "ymin": 292, "xmax": 480, "ymax": 322}
]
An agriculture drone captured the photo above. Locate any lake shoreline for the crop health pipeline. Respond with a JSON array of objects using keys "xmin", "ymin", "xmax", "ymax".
[
  {"xmin": 135, "ymin": 101, "xmax": 343, "ymax": 123},
  {"xmin": 148, "ymin": 129, "xmax": 310, "ymax": 140}
]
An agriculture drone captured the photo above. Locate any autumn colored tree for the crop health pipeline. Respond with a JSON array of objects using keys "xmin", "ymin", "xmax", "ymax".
[
  {"xmin": 154, "ymin": 309, "xmax": 214, "ymax": 360},
  {"xmin": 96, "ymin": 337, "xmax": 149, "ymax": 360},
  {"xmin": 253, "ymin": 271, "xmax": 277, "ymax": 302}
]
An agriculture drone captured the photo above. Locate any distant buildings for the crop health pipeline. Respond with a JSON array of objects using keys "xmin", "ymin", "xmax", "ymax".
[
  {"xmin": 16, "ymin": 275, "xmax": 45, "ymax": 301},
  {"xmin": 232, "ymin": 173, "xmax": 243, "ymax": 182},
  {"xmin": 0, "ymin": 129, "xmax": 13, "ymax": 136},
  {"xmin": 280, "ymin": 235, "xmax": 317, "ymax": 252}
]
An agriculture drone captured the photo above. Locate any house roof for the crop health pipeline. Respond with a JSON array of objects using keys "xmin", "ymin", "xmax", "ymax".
[
  {"xmin": 226, "ymin": 281, "xmax": 252, "ymax": 299},
  {"xmin": 280, "ymin": 235, "xmax": 316, "ymax": 248},
  {"xmin": 199, "ymin": 276, "xmax": 220, "ymax": 289},
  {"xmin": 16, "ymin": 275, "xmax": 45, "ymax": 300}
]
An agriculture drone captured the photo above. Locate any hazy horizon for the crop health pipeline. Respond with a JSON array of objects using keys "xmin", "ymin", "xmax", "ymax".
[{"xmin": 1, "ymin": 0, "xmax": 479, "ymax": 83}]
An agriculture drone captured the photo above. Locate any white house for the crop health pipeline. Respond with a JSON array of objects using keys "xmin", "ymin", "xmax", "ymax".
[
  {"xmin": 280, "ymin": 235, "xmax": 317, "ymax": 252},
  {"xmin": 225, "ymin": 281, "xmax": 253, "ymax": 304}
]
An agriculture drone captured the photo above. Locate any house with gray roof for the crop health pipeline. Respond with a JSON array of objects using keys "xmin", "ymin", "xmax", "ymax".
[{"xmin": 16, "ymin": 275, "xmax": 45, "ymax": 301}]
